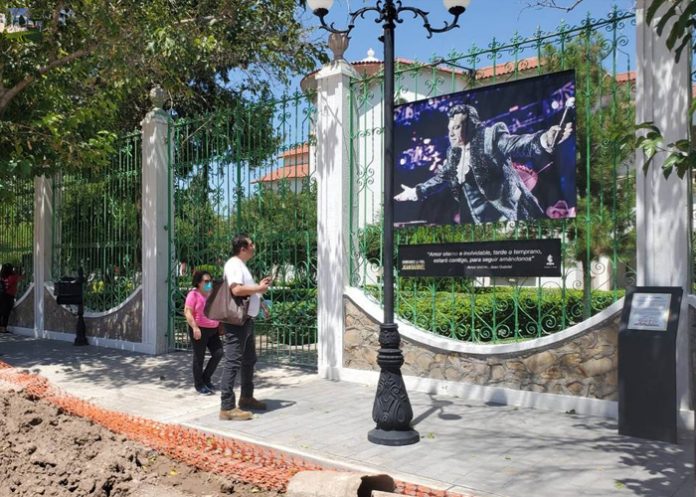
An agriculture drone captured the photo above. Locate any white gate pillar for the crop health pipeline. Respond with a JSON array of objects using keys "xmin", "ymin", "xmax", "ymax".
[
  {"xmin": 316, "ymin": 51, "xmax": 358, "ymax": 379},
  {"xmin": 636, "ymin": 0, "xmax": 693, "ymax": 427},
  {"xmin": 33, "ymin": 175, "xmax": 53, "ymax": 336},
  {"xmin": 141, "ymin": 86, "xmax": 172, "ymax": 355}
]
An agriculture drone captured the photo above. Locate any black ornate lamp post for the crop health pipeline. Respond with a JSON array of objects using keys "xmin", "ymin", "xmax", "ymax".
[{"xmin": 305, "ymin": 0, "xmax": 470, "ymax": 446}]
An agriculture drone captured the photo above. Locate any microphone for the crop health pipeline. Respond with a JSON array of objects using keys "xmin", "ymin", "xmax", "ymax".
[{"xmin": 553, "ymin": 97, "xmax": 575, "ymax": 148}]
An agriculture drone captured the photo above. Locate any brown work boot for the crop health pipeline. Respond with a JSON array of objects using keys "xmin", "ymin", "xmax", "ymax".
[
  {"xmin": 238, "ymin": 397, "xmax": 267, "ymax": 411},
  {"xmin": 219, "ymin": 408, "xmax": 253, "ymax": 421}
]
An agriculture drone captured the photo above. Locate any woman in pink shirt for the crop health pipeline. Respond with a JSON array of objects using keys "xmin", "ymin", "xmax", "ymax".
[
  {"xmin": 184, "ymin": 270, "xmax": 223, "ymax": 395},
  {"xmin": 0, "ymin": 264, "xmax": 22, "ymax": 333}
]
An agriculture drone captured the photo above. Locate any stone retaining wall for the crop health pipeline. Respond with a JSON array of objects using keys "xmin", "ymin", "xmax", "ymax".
[
  {"xmin": 690, "ymin": 306, "xmax": 696, "ymax": 410},
  {"xmin": 344, "ymin": 296, "xmax": 620, "ymax": 400},
  {"xmin": 44, "ymin": 287, "xmax": 143, "ymax": 343},
  {"xmin": 8, "ymin": 288, "xmax": 34, "ymax": 329}
]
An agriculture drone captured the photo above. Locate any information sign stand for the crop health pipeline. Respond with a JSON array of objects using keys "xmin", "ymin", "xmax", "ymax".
[{"xmin": 618, "ymin": 286, "xmax": 682, "ymax": 443}]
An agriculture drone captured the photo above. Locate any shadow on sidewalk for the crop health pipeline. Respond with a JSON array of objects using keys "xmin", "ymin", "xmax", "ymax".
[
  {"xmin": 249, "ymin": 399, "xmax": 297, "ymax": 413},
  {"xmin": 412, "ymin": 394, "xmax": 462, "ymax": 426},
  {"xmin": 0, "ymin": 334, "xmax": 312, "ymax": 393}
]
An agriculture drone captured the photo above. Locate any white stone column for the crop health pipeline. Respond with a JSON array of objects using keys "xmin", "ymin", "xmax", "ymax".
[
  {"xmin": 33, "ymin": 175, "xmax": 53, "ymax": 336},
  {"xmin": 316, "ymin": 58, "xmax": 358, "ymax": 379},
  {"xmin": 140, "ymin": 86, "xmax": 172, "ymax": 355},
  {"xmin": 636, "ymin": 0, "xmax": 693, "ymax": 425}
]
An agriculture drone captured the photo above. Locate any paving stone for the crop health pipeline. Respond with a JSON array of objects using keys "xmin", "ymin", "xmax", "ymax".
[{"xmin": 1, "ymin": 334, "xmax": 693, "ymax": 497}]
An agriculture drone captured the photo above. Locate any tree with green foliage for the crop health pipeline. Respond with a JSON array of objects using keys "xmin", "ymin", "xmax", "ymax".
[
  {"xmin": 0, "ymin": 1, "xmax": 325, "ymax": 186},
  {"xmin": 238, "ymin": 180, "xmax": 318, "ymax": 286},
  {"xmin": 541, "ymin": 32, "xmax": 636, "ymax": 312},
  {"xmin": 530, "ymin": 0, "xmax": 696, "ymax": 178}
]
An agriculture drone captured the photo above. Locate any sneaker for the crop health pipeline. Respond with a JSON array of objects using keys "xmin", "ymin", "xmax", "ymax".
[
  {"xmin": 204, "ymin": 382, "xmax": 217, "ymax": 392},
  {"xmin": 238, "ymin": 397, "xmax": 267, "ymax": 411},
  {"xmin": 219, "ymin": 408, "xmax": 253, "ymax": 421},
  {"xmin": 195, "ymin": 385, "xmax": 213, "ymax": 396}
]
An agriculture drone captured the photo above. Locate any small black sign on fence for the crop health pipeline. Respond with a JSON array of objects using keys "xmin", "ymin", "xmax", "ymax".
[
  {"xmin": 54, "ymin": 269, "xmax": 88, "ymax": 347},
  {"xmin": 618, "ymin": 286, "xmax": 682, "ymax": 444},
  {"xmin": 398, "ymin": 239, "xmax": 561, "ymax": 278},
  {"xmin": 55, "ymin": 279, "xmax": 83, "ymax": 306}
]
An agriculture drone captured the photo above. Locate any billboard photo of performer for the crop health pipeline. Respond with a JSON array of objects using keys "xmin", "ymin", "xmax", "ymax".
[{"xmin": 393, "ymin": 70, "xmax": 577, "ymax": 226}]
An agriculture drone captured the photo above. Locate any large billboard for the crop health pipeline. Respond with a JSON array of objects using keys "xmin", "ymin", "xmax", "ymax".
[{"xmin": 393, "ymin": 70, "xmax": 576, "ymax": 226}]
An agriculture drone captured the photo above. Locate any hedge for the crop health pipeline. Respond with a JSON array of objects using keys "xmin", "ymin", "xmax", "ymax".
[
  {"xmin": 389, "ymin": 287, "xmax": 621, "ymax": 342},
  {"xmin": 176, "ymin": 284, "xmax": 620, "ymax": 344},
  {"xmin": 257, "ymin": 287, "xmax": 620, "ymax": 344},
  {"xmin": 257, "ymin": 299, "xmax": 317, "ymax": 345}
]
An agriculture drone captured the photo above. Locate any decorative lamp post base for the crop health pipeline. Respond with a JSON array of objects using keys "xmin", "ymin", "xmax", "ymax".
[
  {"xmin": 74, "ymin": 306, "xmax": 88, "ymax": 346},
  {"xmin": 368, "ymin": 427, "xmax": 420, "ymax": 446},
  {"xmin": 368, "ymin": 323, "xmax": 420, "ymax": 446}
]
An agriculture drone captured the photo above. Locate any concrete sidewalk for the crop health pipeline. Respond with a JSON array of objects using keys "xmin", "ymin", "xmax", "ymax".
[{"xmin": 1, "ymin": 333, "xmax": 693, "ymax": 497}]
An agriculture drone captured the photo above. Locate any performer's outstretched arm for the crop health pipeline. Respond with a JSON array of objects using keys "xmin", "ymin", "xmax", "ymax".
[{"xmin": 394, "ymin": 184, "xmax": 418, "ymax": 202}]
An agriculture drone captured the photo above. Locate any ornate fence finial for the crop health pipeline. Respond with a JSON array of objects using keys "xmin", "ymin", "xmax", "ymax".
[
  {"xmin": 328, "ymin": 32, "xmax": 349, "ymax": 61},
  {"xmin": 149, "ymin": 85, "xmax": 166, "ymax": 111}
]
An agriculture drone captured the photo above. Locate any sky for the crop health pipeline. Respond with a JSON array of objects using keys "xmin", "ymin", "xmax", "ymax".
[{"xmin": 297, "ymin": 0, "xmax": 637, "ymax": 67}]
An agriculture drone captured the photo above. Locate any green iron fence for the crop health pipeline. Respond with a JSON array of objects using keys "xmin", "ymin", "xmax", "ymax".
[
  {"xmin": 349, "ymin": 8, "xmax": 636, "ymax": 343},
  {"xmin": 692, "ymin": 51, "xmax": 696, "ymax": 293},
  {"xmin": 167, "ymin": 92, "xmax": 317, "ymax": 367},
  {"xmin": 0, "ymin": 178, "xmax": 34, "ymax": 298},
  {"xmin": 52, "ymin": 132, "xmax": 142, "ymax": 311}
]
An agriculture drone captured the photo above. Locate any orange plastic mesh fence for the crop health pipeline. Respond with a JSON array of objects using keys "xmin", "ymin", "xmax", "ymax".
[{"xmin": 0, "ymin": 360, "xmax": 472, "ymax": 497}]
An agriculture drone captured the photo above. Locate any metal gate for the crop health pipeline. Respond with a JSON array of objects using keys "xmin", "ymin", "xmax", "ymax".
[{"xmin": 166, "ymin": 93, "xmax": 318, "ymax": 368}]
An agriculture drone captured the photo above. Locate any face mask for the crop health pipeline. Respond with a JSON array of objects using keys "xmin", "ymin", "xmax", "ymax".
[{"xmin": 203, "ymin": 282, "xmax": 213, "ymax": 292}]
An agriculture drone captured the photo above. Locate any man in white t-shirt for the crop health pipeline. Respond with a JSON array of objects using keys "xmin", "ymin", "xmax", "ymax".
[{"xmin": 219, "ymin": 234, "xmax": 272, "ymax": 421}]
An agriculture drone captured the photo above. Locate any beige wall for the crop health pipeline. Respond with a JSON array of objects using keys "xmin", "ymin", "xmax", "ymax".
[{"xmin": 8, "ymin": 289, "xmax": 34, "ymax": 330}]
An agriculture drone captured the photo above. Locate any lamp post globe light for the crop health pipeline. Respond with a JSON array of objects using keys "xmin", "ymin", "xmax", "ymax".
[{"xmin": 306, "ymin": 0, "xmax": 470, "ymax": 446}]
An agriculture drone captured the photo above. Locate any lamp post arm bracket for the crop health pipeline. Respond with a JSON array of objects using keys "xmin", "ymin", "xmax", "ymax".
[
  {"xmin": 396, "ymin": 6, "xmax": 461, "ymax": 38},
  {"xmin": 316, "ymin": 5, "xmax": 383, "ymax": 35}
]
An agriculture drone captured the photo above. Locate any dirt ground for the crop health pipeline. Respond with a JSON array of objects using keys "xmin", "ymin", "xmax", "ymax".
[{"xmin": 0, "ymin": 385, "xmax": 283, "ymax": 497}]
